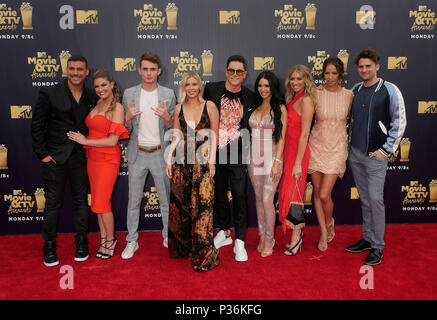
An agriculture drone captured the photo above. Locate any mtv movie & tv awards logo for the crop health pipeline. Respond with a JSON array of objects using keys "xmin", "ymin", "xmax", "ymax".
[
  {"xmin": 275, "ymin": 3, "xmax": 317, "ymax": 39},
  {"xmin": 27, "ymin": 50, "xmax": 72, "ymax": 87},
  {"xmin": 409, "ymin": 5, "xmax": 436, "ymax": 39},
  {"xmin": 387, "ymin": 138, "xmax": 410, "ymax": 171},
  {"xmin": 170, "ymin": 50, "xmax": 213, "ymax": 84},
  {"xmin": 401, "ymin": 180, "xmax": 437, "ymax": 213},
  {"xmin": 134, "ymin": 3, "xmax": 178, "ymax": 40},
  {"xmin": 307, "ymin": 49, "xmax": 349, "ymax": 81},
  {"xmin": 0, "ymin": 2, "xmax": 34, "ymax": 40},
  {"xmin": 3, "ymin": 189, "xmax": 45, "ymax": 222}
]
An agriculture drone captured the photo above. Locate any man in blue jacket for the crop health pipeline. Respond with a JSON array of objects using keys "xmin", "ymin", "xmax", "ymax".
[{"xmin": 345, "ymin": 48, "xmax": 407, "ymax": 266}]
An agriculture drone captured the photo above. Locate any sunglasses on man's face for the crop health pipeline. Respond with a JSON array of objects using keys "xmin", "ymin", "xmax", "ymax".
[{"xmin": 226, "ymin": 68, "xmax": 245, "ymax": 76}]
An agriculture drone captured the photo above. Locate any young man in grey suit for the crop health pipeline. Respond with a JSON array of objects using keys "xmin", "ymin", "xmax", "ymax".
[{"xmin": 121, "ymin": 52, "xmax": 176, "ymax": 259}]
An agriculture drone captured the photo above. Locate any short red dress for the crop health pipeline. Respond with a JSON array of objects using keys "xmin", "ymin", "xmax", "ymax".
[
  {"xmin": 278, "ymin": 91, "xmax": 310, "ymax": 232},
  {"xmin": 84, "ymin": 114, "xmax": 129, "ymax": 214}
]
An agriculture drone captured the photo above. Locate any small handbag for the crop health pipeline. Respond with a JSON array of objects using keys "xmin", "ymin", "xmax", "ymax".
[{"xmin": 286, "ymin": 181, "xmax": 305, "ymax": 226}]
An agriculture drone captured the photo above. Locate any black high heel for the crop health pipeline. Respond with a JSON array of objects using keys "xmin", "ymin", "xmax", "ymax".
[
  {"xmin": 285, "ymin": 230, "xmax": 304, "ymax": 249},
  {"xmin": 101, "ymin": 236, "xmax": 117, "ymax": 260},
  {"xmin": 96, "ymin": 237, "xmax": 107, "ymax": 259},
  {"xmin": 284, "ymin": 231, "xmax": 304, "ymax": 256}
]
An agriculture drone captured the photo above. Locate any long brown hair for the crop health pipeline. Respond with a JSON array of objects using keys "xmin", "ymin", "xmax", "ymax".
[
  {"xmin": 92, "ymin": 69, "xmax": 121, "ymax": 114},
  {"xmin": 284, "ymin": 65, "xmax": 317, "ymax": 109}
]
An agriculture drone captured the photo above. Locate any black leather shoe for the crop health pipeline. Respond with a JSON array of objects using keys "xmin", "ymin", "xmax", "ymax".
[
  {"xmin": 345, "ymin": 238, "xmax": 372, "ymax": 253},
  {"xmin": 365, "ymin": 249, "xmax": 383, "ymax": 266},
  {"xmin": 74, "ymin": 235, "xmax": 89, "ymax": 262},
  {"xmin": 43, "ymin": 240, "xmax": 59, "ymax": 267}
]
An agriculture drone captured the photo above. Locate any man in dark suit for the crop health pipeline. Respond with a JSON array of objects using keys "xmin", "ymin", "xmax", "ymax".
[
  {"xmin": 203, "ymin": 55, "xmax": 255, "ymax": 262},
  {"xmin": 31, "ymin": 55, "xmax": 98, "ymax": 267}
]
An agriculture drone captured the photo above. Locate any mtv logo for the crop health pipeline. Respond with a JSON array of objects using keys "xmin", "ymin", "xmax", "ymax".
[
  {"xmin": 254, "ymin": 57, "xmax": 275, "ymax": 70},
  {"xmin": 13, "ymin": 190, "xmax": 23, "ymax": 196},
  {"xmin": 284, "ymin": 5, "xmax": 293, "ymax": 10},
  {"xmin": 418, "ymin": 101, "xmax": 437, "ymax": 114},
  {"xmin": 419, "ymin": 5, "xmax": 427, "ymax": 11},
  {"xmin": 356, "ymin": 10, "xmax": 376, "ymax": 24},
  {"xmin": 143, "ymin": 4, "xmax": 153, "ymax": 10},
  {"xmin": 37, "ymin": 52, "xmax": 47, "ymax": 58},
  {"xmin": 317, "ymin": 50, "xmax": 326, "ymax": 56},
  {"xmin": 351, "ymin": 187, "xmax": 360, "ymax": 199},
  {"xmin": 388, "ymin": 57, "xmax": 407, "ymax": 70},
  {"xmin": 10, "ymin": 105, "xmax": 32, "ymax": 119},
  {"xmin": 219, "ymin": 11, "xmax": 240, "ymax": 24},
  {"xmin": 76, "ymin": 10, "xmax": 98, "ymax": 24},
  {"xmin": 114, "ymin": 58, "xmax": 136, "ymax": 71}
]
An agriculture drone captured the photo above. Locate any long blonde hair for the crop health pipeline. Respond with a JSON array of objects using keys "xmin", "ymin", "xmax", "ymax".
[
  {"xmin": 178, "ymin": 71, "xmax": 206, "ymax": 104},
  {"xmin": 285, "ymin": 65, "xmax": 317, "ymax": 109},
  {"xmin": 93, "ymin": 69, "xmax": 121, "ymax": 113}
]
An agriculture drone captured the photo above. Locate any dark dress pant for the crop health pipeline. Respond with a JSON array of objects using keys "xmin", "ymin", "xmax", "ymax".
[
  {"xmin": 214, "ymin": 163, "xmax": 248, "ymax": 241},
  {"xmin": 41, "ymin": 151, "xmax": 89, "ymax": 241}
]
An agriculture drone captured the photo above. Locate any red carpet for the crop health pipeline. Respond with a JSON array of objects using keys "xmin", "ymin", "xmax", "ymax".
[{"xmin": 1, "ymin": 224, "xmax": 437, "ymax": 300}]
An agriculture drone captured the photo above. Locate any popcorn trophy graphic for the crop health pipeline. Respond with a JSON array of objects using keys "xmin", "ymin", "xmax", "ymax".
[
  {"xmin": 305, "ymin": 3, "xmax": 317, "ymax": 30},
  {"xmin": 0, "ymin": 145, "xmax": 8, "ymax": 169},
  {"xmin": 59, "ymin": 50, "xmax": 72, "ymax": 77},
  {"xmin": 34, "ymin": 188, "xmax": 45, "ymax": 212},
  {"xmin": 166, "ymin": 3, "xmax": 178, "ymax": 30},
  {"xmin": 20, "ymin": 2, "xmax": 33, "ymax": 30},
  {"xmin": 337, "ymin": 49, "xmax": 349, "ymax": 75},
  {"xmin": 430, "ymin": 180, "xmax": 437, "ymax": 203},
  {"xmin": 399, "ymin": 138, "xmax": 411, "ymax": 162},
  {"xmin": 201, "ymin": 50, "xmax": 213, "ymax": 76},
  {"xmin": 304, "ymin": 182, "xmax": 313, "ymax": 205}
]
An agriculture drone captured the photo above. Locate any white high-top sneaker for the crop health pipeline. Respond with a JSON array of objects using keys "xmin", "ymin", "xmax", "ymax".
[
  {"xmin": 121, "ymin": 241, "xmax": 139, "ymax": 259},
  {"xmin": 233, "ymin": 239, "xmax": 248, "ymax": 262},
  {"xmin": 213, "ymin": 230, "xmax": 233, "ymax": 249}
]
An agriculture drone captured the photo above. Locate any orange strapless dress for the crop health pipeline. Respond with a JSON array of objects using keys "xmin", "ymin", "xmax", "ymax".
[{"xmin": 84, "ymin": 114, "xmax": 129, "ymax": 214}]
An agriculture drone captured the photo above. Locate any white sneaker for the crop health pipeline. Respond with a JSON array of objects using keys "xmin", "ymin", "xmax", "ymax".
[
  {"xmin": 213, "ymin": 230, "xmax": 233, "ymax": 249},
  {"xmin": 121, "ymin": 241, "xmax": 139, "ymax": 259},
  {"xmin": 163, "ymin": 237, "xmax": 168, "ymax": 248},
  {"xmin": 234, "ymin": 239, "xmax": 248, "ymax": 262}
]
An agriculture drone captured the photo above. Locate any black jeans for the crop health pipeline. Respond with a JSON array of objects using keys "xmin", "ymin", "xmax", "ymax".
[
  {"xmin": 214, "ymin": 163, "xmax": 248, "ymax": 241},
  {"xmin": 41, "ymin": 152, "xmax": 89, "ymax": 241}
]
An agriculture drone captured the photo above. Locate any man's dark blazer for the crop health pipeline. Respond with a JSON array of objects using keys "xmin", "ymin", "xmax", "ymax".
[{"xmin": 31, "ymin": 80, "xmax": 98, "ymax": 165}]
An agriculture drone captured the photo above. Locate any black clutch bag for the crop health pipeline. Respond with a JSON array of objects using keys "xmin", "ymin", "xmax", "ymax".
[{"xmin": 286, "ymin": 181, "xmax": 305, "ymax": 226}]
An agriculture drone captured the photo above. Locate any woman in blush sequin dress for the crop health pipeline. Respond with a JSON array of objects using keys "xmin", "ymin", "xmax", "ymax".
[
  {"xmin": 248, "ymin": 71, "xmax": 287, "ymax": 257},
  {"xmin": 308, "ymin": 57, "xmax": 353, "ymax": 251}
]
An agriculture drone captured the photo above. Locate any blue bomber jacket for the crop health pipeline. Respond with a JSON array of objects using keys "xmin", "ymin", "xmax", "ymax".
[{"xmin": 349, "ymin": 78, "xmax": 407, "ymax": 157}]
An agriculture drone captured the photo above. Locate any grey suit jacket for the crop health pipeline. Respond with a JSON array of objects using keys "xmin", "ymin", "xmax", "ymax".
[{"xmin": 122, "ymin": 83, "xmax": 176, "ymax": 164}]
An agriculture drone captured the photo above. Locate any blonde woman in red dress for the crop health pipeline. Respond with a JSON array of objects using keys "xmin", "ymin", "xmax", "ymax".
[
  {"xmin": 67, "ymin": 69, "xmax": 129, "ymax": 259},
  {"xmin": 278, "ymin": 65, "xmax": 316, "ymax": 256}
]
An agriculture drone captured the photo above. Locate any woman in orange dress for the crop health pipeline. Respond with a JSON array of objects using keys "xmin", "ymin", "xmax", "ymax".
[
  {"xmin": 308, "ymin": 57, "xmax": 353, "ymax": 251},
  {"xmin": 278, "ymin": 65, "xmax": 316, "ymax": 256},
  {"xmin": 67, "ymin": 69, "xmax": 129, "ymax": 259}
]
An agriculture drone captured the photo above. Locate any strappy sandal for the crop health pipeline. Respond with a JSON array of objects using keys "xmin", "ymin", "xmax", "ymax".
[
  {"xmin": 327, "ymin": 218, "xmax": 335, "ymax": 242},
  {"xmin": 96, "ymin": 237, "xmax": 107, "ymax": 259},
  {"xmin": 100, "ymin": 236, "xmax": 117, "ymax": 260},
  {"xmin": 261, "ymin": 239, "xmax": 275, "ymax": 257},
  {"xmin": 284, "ymin": 231, "xmax": 304, "ymax": 256}
]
